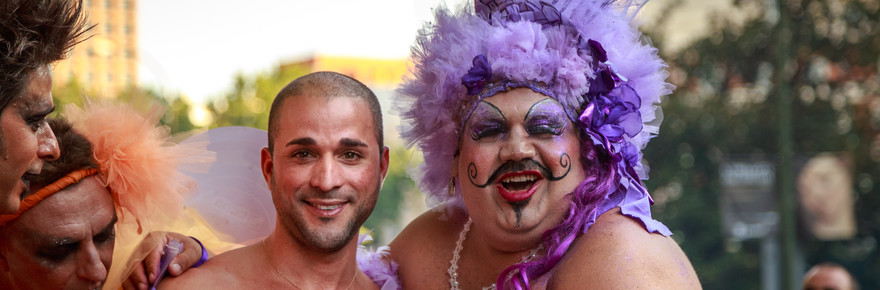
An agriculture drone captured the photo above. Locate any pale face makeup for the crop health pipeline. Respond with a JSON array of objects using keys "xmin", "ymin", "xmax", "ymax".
[{"xmin": 455, "ymin": 88, "xmax": 586, "ymax": 250}]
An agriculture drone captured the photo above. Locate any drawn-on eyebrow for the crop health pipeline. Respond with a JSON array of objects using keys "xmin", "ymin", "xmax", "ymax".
[
  {"xmin": 339, "ymin": 138, "xmax": 368, "ymax": 148},
  {"xmin": 285, "ymin": 137, "xmax": 316, "ymax": 147},
  {"xmin": 479, "ymin": 100, "xmax": 505, "ymax": 121},
  {"xmin": 524, "ymin": 99, "xmax": 561, "ymax": 121}
]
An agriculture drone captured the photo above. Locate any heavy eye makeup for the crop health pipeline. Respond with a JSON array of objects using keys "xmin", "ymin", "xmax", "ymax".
[
  {"xmin": 35, "ymin": 215, "xmax": 117, "ymax": 264},
  {"xmin": 467, "ymin": 101, "xmax": 507, "ymax": 141},
  {"xmin": 524, "ymin": 99, "xmax": 567, "ymax": 137},
  {"xmin": 37, "ymin": 238, "xmax": 77, "ymax": 263}
]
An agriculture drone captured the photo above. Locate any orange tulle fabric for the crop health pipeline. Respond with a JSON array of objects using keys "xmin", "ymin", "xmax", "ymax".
[
  {"xmin": 64, "ymin": 100, "xmax": 196, "ymax": 234},
  {"xmin": 0, "ymin": 168, "xmax": 99, "ymax": 226}
]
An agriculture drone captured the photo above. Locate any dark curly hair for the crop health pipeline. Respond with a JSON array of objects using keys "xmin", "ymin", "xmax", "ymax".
[
  {"xmin": 0, "ymin": 0, "xmax": 93, "ymax": 111},
  {"xmin": 23, "ymin": 118, "xmax": 98, "ymax": 197}
]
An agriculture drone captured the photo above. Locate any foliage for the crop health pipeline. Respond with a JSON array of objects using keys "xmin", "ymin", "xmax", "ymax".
[
  {"xmin": 643, "ymin": 0, "xmax": 880, "ymax": 288},
  {"xmin": 206, "ymin": 64, "xmax": 310, "ymax": 130},
  {"xmin": 364, "ymin": 147, "xmax": 419, "ymax": 246}
]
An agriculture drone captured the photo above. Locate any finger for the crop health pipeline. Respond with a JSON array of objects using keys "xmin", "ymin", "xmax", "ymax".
[
  {"xmin": 126, "ymin": 263, "xmax": 148, "ymax": 288},
  {"xmin": 167, "ymin": 236, "xmax": 204, "ymax": 276},
  {"xmin": 123, "ymin": 275, "xmax": 149, "ymax": 290},
  {"xmin": 122, "ymin": 278, "xmax": 135, "ymax": 290},
  {"xmin": 143, "ymin": 239, "xmax": 166, "ymax": 284}
]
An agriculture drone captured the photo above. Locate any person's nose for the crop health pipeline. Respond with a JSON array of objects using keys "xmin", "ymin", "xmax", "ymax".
[
  {"xmin": 76, "ymin": 242, "xmax": 109, "ymax": 287},
  {"xmin": 36, "ymin": 122, "xmax": 60, "ymax": 161},
  {"xmin": 499, "ymin": 127, "xmax": 536, "ymax": 161},
  {"xmin": 310, "ymin": 156, "xmax": 343, "ymax": 192}
]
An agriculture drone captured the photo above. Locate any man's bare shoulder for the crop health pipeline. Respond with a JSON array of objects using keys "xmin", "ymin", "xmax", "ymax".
[
  {"xmin": 550, "ymin": 208, "xmax": 701, "ymax": 289},
  {"xmin": 159, "ymin": 244, "xmax": 265, "ymax": 289}
]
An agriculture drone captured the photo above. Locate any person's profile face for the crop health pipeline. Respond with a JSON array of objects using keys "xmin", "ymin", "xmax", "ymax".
[
  {"xmin": 454, "ymin": 88, "xmax": 585, "ymax": 248},
  {"xmin": 262, "ymin": 95, "xmax": 388, "ymax": 252},
  {"xmin": 0, "ymin": 176, "xmax": 117, "ymax": 290},
  {"xmin": 0, "ymin": 66, "xmax": 60, "ymax": 214}
]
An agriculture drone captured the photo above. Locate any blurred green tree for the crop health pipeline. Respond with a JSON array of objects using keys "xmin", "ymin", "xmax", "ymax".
[
  {"xmin": 206, "ymin": 64, "xmax": 310, "ymax": 130},
  {"xmin": 643, "ymin": 0, "xmax": 880, "ymax": 288},
  {"xmin": 364, "ymin": 147, "xmax": 419, "ymax": 246}
]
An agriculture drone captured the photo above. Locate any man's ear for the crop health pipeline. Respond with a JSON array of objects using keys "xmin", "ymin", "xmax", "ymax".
[
  {"xmin": 378, "ymin": 146, "xmax": 390, "ymax": 188},
  {"xmin": 260, "ymin": 147, "xmax": 274, "ymax": 188}
]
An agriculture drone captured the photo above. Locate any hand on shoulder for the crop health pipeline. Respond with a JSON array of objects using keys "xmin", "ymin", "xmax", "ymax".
[{"xmin": 550, "ymin": 208, "xmax": 701, "ymax": 289}]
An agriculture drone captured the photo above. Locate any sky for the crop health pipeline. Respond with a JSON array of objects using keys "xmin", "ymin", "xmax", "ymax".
[
  {"xmin": 138, "ymin": 0, "xmax": 454, "ymax": 104},
  {"xmin": 138, "ymin": 0, "xmax": 732, "ymax": 105}
]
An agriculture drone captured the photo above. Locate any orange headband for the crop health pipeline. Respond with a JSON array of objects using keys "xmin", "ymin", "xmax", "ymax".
[{"xmin": 0, "ymin": 168, "xmax": 99, "ymax": 226}]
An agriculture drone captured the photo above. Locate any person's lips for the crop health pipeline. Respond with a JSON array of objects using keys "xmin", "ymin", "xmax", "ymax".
[
  {"xmin": 303, "ymin": 199, "xmax": 348, "ymax": 217},
  {"xmin": 496, "ymin": 171, "xmax": 543, "ymax": 202}
]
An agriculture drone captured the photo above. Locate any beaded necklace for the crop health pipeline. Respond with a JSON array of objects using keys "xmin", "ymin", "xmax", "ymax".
[{"xmin": 447, "ymin": 218, "xmax": 543, "ymax": 290}]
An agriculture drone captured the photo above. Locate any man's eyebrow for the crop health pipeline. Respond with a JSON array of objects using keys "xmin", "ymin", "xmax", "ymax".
[
  {"xmin": 25, "ymin": 229, "xmax": 75, "ymax": 248},
  {"xmin": 22, "ymin": 97, "xmax": 54, "ymax": 115},
  {"xmin": 339, "ymin": 138, "xmax": 368, "ymax": 148},
  {"xmin": 98, "ymin": 214, "xmax": 119, "ymax": 236},
  {"xmin": 33, "ymin": 105, "xmax": 55, "ymax": 116},
  {"xmin": 286, "ymin": 137, "xmax": 316, "ymax": 147}
]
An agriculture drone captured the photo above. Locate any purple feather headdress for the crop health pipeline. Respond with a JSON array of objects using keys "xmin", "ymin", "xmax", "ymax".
[
  {"xmin": 397, "ymin": 0, "xmax": 670, "ymax": 207},
  {"xmin": 396, "ymin": 0, "xmax": 673, "ymax": 287}
]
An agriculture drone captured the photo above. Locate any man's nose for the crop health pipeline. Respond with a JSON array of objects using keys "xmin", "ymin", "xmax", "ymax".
[
  {"xmin": 76, "ymin": 243, "xmax": 109, "ymax": 286},
  {"xmin": 36, "ymin": 122, "xmax": 60, "ymax": 161},
  {"xmin": 310, "ymin": 156, "xmax": 343, "ymax": 192},
  {"xmin": 499, "ymin": 128, "xmax": 535, "ymax": 161}
]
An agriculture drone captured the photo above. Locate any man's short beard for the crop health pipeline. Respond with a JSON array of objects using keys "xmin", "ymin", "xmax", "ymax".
[
  {"xmin": 292, "ymin": 212, "xmax": 359, "ymax": 253},
  {"xmin": 271, "ymin": 176, "xmax": 378, "ymax": 253}
]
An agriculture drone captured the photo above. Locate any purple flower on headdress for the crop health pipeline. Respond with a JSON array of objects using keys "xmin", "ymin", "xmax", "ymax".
[
  {"xmin": 588, "ymin": 85, "xmax": 642, "ymax": 143},
  {"xmin": 462, "ymin": 54, "xmax": 492, "ymax": 96},
  {"xmin": 620, "ymin": 142, "xmax": 640, "ymax": 167},
  {"xmin": 588, "ymin": 39, "xmax": 608, "ymax": 63},
  {"xmin": 588, "ymin": 69, "xmax": 616, "ymax": 95}
]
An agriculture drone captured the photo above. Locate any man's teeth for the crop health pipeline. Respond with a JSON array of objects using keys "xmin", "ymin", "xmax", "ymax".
[
  {"xmin": 502, "ymin": 175, "xmax": 538, "ymax": 183},
  {"xmin": 316, "ymin": 204, "xmax": 341, "ymax": 210}
]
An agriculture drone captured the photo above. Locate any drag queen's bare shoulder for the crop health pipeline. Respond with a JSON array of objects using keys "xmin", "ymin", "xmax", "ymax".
[{"xmin": 548, "ymin": 207, "xmax": 702, "ymax": 289}]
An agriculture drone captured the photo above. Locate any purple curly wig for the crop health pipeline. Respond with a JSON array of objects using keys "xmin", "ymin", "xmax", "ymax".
[{"xmin": 396, "ymin": 0, "xmax": 673, "ymax": 288}]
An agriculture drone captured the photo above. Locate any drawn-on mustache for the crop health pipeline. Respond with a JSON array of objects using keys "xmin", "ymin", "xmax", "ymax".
[{"xmin": 467, "ymin": 153, "xmax": 571, "ymax": 188}]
